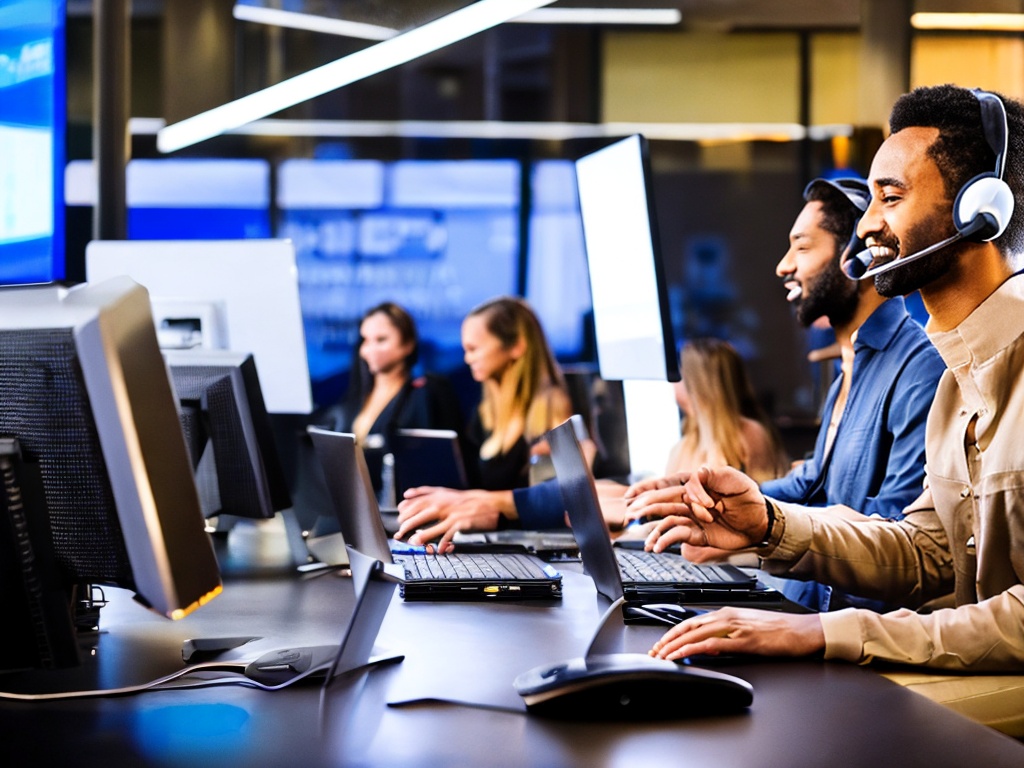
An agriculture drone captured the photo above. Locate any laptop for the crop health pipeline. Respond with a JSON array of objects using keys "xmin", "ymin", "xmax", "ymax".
[
  {"xmin": 546, "ymin": 418, "xmax": 778, "ymax": 607},
  {"xmin": 390, "ymin": 428, "xmax": 469, "ymax": 497},
  {"xmin": 307, "ymin": 426, "xmax": 563, "ymax": 601}
]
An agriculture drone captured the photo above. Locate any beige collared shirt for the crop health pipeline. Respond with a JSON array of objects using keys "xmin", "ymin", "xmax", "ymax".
[{"xmin": 762, "ymin": 273, "xmax": 1024, "ymax": 671}]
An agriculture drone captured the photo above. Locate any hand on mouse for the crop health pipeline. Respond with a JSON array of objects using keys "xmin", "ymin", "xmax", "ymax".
[{"xmin": 649, "ymin": 606, "xmax": 825, "ymax": 661}]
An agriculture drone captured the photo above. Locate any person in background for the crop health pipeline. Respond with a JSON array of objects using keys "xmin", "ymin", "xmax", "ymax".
[
  {"xmin": 393, "ymin": 296, "xmax": 577, "ymax": 544},
  {"xmin": 327, "ymin": 302, "xmax": 463, "ymax": 494},
  {"xmin": 666, "ymin": 338, "xmax": 788, "ymax": 483},
  {"xmin": 626, "ymin": 176, "xmax": 946, "ymax": 612},
  {"xmin": 459, "ymin": 295, "xmax": 574, "ymax": 490},
  {"xmin": 635, "ymin": 87, "xmax": 1024, "ymax": 718}
]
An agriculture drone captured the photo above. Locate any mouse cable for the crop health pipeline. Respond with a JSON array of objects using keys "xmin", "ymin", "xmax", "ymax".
[{"xmin": 0, "ymin": 659, "xmax": 333, "ymax": 701}]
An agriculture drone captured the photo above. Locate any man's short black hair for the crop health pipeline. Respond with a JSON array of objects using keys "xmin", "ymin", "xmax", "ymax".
[
  {"xmin": 889, "ymin": 83, "xmax": 1024, "ymax": 255},
  {"xmin": 803, "ymin": 178, "xmax": 865, "ymax": 256}
]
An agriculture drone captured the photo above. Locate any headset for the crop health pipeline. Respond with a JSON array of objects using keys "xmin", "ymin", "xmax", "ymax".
[{"xmin": 844, "ymin": 88, "xmax": 1015, "ymax": 281}]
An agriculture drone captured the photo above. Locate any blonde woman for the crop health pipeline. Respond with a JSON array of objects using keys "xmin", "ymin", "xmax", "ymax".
[
  {"xmin": 460, "ymin": 296, "xmax": 573, "ymax": 490},
  {"xmin": 665, "ymin": 338, "xmax": 788, "ymax": 483}
]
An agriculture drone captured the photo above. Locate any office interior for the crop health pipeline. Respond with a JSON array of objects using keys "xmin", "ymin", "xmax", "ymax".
[
  {"xmin": 5, "ymin": 1, "xmax": 1024, "ymax": 763},
  {"xmin": 66, "ymin": 0, "xmax": 1024, "ymax": 441}
]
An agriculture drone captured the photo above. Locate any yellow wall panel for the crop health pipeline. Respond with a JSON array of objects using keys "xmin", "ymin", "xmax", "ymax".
[
  {"xmin": 912, "ymin": 36, "xmax": 1024, "ymax": 100},
  {"xmin": 602, "ymin": 31, "xmax": 801, "ymax": 123},
  {"xmin": 810, "ymin": 33, "xmax": 862, "ymax": 125}
]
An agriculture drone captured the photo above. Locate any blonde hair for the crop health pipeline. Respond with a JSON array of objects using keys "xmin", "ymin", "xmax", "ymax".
[
  {"xmin": 674, "ymin": 338, "xmax": 786, "ymax": 480},
  {"xmin": 467, "ymin": 296, "xmax": 569, "ymax": 457}
]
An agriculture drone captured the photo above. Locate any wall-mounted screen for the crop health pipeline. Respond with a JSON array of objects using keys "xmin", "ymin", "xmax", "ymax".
[
  {"xmin": 0, "ymin": 0, "xmax": 65, "ymax": 285},
  {"xmin": 575, "ymin": 134, "xmax": 679, "ymax": 382}
]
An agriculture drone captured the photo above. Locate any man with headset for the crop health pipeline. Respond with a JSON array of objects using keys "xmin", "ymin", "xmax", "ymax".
[
  {"xmin": 721, "ymin": 176, "xmax": 945, "ymax": 611},
  {"xmin": 633, "ymin": 84, "xmax": 1024, "ymax": 726}
]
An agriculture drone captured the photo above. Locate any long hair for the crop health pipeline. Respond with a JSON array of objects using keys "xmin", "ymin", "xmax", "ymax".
[
  {"xmin": 674, "ymin": 338, "xmax": 786, "ymax": 479},
  {"xmin": 467, "ymin": 296, "xmax": 568, "ymax": 455}
]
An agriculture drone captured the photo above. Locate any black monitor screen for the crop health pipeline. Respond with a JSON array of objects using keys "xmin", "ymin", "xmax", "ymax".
[
  {"xmin": 575, "ymin": 134, "xmax": 679, "ymax": 382},
  {"xmin": 167, "ymin": 351, "xmax": 291, "ymax": 520}
]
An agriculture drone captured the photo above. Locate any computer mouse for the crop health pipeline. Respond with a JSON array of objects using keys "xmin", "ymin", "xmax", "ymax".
[
  {"xmin": 243, "ymin": 645, "xmax": 339, "ymax": 686},
  {"xmin": 622, "ymin": 603, "xmax": 708, "ymax": 626},
  {"xmin": 514, "ymin": 652, "xmax": 753, "ymax": 721}
]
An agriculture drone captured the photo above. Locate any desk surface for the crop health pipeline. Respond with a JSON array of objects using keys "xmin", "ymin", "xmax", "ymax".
[{"xmin": 3, "ymin": 554, "xmax": 1024, "ymax": 767}]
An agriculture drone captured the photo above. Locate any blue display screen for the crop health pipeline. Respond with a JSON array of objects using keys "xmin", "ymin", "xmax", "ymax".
[{"xmin": 0, "ymin": 0, "xmax": 65, "ymax": 285}]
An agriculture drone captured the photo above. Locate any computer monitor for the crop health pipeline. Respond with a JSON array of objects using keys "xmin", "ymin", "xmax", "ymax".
[
  {"xmin": 164, "ymin": 350, "xmax": 291, "ymax": 520},
  {"xmin": 574, "ymin": 134, "xmax": 679, "ymax": 382},
  {"xmin": 84, "ymin": 239, "xmax": 313, "ymax": 415},
  {"xmin": 0, "ymin": 278, "xmax": 222, "ymax": 672}
]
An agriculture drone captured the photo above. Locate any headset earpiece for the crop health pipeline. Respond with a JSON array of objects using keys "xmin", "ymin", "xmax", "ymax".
[
  {"xmin": 954, "ymin": 173, "xmax": 1014, "ymax": 241},
  {"xmin": 955, "ymin": 90, "xmax": 1015, "ymax": 242}
]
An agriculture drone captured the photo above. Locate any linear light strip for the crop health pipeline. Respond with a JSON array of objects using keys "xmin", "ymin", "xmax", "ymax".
[
  {"xmin": 230, "ymin": 4, "xmax": 682, "ymax": 39},
  {"xmin": 514, "ymin": 8, "xmax": 682, "ymax": 25},
  {"xmin": 232, "ymin": 4, "xmax": 397, "ymax": 40},
  {"xmin": 137, "ymin": 117, "xmax": 853, "ymax": 143},
  {"xmin": 158, "ymin": 0, "xmax": 556, "ymax": 153},
  {"xmin": 911, "ymin": 13, "xmax": 1024, "ymax": 31}
]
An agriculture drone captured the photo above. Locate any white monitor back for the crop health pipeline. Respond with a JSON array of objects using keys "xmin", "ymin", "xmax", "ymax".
[
  {"xmin": 86, "ymin": 239, "xmax": 312, "ymax": 414},
  {"xmin": 622, "ymin": 379, "xmax": 681, "ymax": 480}
]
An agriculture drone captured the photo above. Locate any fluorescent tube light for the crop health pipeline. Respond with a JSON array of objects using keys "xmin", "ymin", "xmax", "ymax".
[
  {"xmin": 911, "ymin": 13, "xmax": 1024, "ymax": 31},
  {"xmin": 232, "ymin": 4, "xmax": 397, "ymax": 40},
  {"xmin": 513, "ymin": 8, "xmax": 681, "ymax": 25},
  {"xmin": 158, "ymin": 0, "xmax": 556, "ymax": 153}
]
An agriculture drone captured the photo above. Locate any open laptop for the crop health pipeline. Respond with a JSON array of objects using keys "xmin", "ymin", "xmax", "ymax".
[
  {"xmin": 547, "ymin": 419, "xmax": 780, "ymax": 607},
  {"xmin": 307, "ymin": 426, "xmax": 562, "ymax": 601},
  {"xmin": 391, "ymin": 428, "xmax": 469, "ymax": 497}
]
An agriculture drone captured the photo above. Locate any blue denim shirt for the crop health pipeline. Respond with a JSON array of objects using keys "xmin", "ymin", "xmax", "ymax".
[
  {"xmin": 760, "ymin": 296, "xmax": 945, "ymax": 611},
  {"xmin": 761, "ymin": 296, "xmax": 945, "ymax": 520}
]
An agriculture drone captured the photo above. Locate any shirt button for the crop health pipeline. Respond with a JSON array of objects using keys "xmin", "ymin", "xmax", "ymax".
[{"xmin": 960, "ymin": 486, "xmax": 971, "ymax": 498}]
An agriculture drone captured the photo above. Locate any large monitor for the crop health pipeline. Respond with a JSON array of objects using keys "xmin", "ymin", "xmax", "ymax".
[
  {"xmin": 84, "ymin": 239, "xmax": 313, "ymax": 415},
  {"xmin": 0, "ymin": 278, "xmax": 222, "ymax": 672},
  {"xmin": 165, "ymin": 350, "xmax": 291, "ymax": 520},
  {"xmin": 0, "ymin": 0, "xmax": 66, "ymax": 285},
  {"xmin": 574, "ymin": 134, "xmax": 679, "ymax": 382}
]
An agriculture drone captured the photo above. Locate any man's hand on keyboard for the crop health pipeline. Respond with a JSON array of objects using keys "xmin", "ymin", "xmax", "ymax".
[
  {"xmin": 639, "ymin": 466, "xmax": 770, "ymax": 555},
  {"xmin": 395, "ymin": 487, "xmax": 514, "ymax": 551}
]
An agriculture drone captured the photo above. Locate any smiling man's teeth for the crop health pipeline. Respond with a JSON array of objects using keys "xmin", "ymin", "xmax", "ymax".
[{"xmin": 786, "ymin": 285, "xmax": 802, "ymax": 301}]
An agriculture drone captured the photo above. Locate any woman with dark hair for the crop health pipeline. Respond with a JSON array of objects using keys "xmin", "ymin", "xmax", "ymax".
[{"xmin": 332, "ymin": 302, "xmax": 462, "ymax": 474}]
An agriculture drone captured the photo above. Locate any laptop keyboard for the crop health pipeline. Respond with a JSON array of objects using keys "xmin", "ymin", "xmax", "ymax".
[
  {"xmin": 615, "ymin": 549, "xmax": 740, "ymax": 584},
  {"xmin": 395, "ymin": 552, "xmax": 546, "ymax": 581}
]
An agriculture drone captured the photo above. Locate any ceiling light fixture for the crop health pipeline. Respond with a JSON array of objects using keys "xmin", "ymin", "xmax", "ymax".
[
  {"xmin": 158, "ymin": 0, "xmax": 556, "ymax": 153},
  {"xmin": 513, "ymin": 8, "xmax": 681, "ymax": 25},
  {"xmin": 910, "ymin": 13, "xmax": 1024, "ymax": 31},
  {"xmin": 232, "ymin": 4, "xmax": 397, "ymax": 40}
]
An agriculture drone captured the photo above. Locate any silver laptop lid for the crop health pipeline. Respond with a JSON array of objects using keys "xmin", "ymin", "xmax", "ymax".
[{"xmin": 307, "ymin": 426, "xmax": 394, "ymax": 564}]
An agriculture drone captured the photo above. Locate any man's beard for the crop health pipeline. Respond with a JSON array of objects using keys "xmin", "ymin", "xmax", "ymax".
[
  {"xmin": 795, "ymin": 258, "xmax": 859, "ymax": 328},
  {"xmin": 874, "ymin": 245, "xmax": 959, "ymax": 298}
]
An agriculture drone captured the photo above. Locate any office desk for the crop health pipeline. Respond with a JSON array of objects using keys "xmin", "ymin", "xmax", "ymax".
[{"xmin": 3, "ymin": 563, "xmax": 1024, "ymax": 768}]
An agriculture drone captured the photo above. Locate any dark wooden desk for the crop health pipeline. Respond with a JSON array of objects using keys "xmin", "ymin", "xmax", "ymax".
[{"xmin": 3, "ymin": 560, "xmax": 1024, "ymax": 767}]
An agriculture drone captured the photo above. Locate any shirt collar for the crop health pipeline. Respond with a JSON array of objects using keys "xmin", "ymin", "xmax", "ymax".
[
  {"xmin": 853, "ymin": 296, "xmax": 909, "ymax": 353},
  {"xmin": 929, "ymin": 273, "xmax": 1024, "ymax": 370}
]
